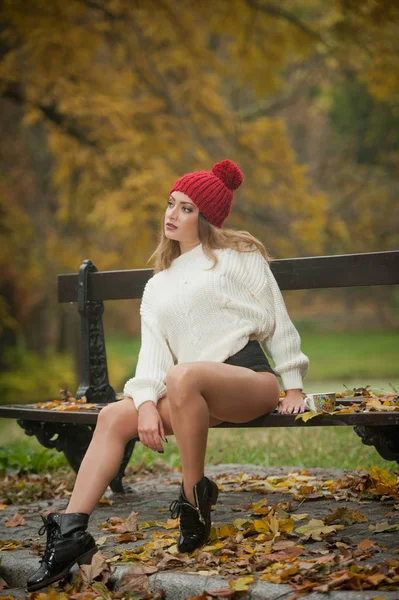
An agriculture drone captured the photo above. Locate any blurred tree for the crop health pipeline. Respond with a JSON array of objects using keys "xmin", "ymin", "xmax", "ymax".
[{"xmin": 0, "ymin": 0, "xmax": 398, "ymax": 364}]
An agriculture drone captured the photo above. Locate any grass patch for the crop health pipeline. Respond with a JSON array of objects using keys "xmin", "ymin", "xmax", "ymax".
[
  {"xmin": 298, "ymin": 330, "xmax": 398, "ymax": 380},
  {"xmin": 128, "ymin": 426, "xmax": 398, "ymax": 472},
  {"xmin": 0, "ymin": 439, "xmax": 68, "ymax": 474}
]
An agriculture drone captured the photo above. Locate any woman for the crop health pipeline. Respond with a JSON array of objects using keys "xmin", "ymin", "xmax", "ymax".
[{"xmin": 27, "ymin": 159, "xmax": 309, "ymax": 592}]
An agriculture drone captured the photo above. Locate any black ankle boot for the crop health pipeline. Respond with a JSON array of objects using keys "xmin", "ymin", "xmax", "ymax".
[
  {"xmin": 169, "ymin": 475, "xmax": 219, "ymax": 553},
  {"xmin": 27, "ymin": 512, "xmax": 97, "ymax": 592}
]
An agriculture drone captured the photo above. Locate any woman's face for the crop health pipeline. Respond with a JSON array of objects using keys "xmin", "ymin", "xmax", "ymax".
[{"xmin": 165, "ymin": 191, "xmax": 200, "ymax": 246}]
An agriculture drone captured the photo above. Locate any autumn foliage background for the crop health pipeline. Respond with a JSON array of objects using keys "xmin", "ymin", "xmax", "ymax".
[{"xmin": 0, "ymin": 0, "xmax": 398, "ymax": 401}]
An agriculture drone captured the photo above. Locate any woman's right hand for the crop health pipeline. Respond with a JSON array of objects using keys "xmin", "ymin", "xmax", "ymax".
[{"xmin": 137, "ymin": 401, "xmax": 167, "ymax": 453}]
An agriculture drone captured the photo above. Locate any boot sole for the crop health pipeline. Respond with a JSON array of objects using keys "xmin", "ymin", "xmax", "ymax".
[{"xmin": 27, "ymin": 546, "xmax": 98, "ymax": 592}]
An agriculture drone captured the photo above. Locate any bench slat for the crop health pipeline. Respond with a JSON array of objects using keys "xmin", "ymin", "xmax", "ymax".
[
  {"xmin": 57, "ymin": 250, "xmax": 399, "ymax": 302},
  {"xmin": 1, "ymin": 404, "xmax": 398, "ymax": 427}
]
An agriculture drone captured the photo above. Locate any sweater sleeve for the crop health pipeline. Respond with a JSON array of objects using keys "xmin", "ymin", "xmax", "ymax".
[
  {"xmin": 123, "ymin": 278, "xmax": 174, "ymax": 410},
  {"xmin": 246, "ymin": 251, "xmax": 309, "ymax": 391}
]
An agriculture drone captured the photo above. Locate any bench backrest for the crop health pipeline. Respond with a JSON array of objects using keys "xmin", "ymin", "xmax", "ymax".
[
  {"xmin": 56, "ymin": 249, "xmax": 399, "ymax": 403},
  {"xmin": 57, "ymin": 250, "xmax": 399, "ymax": 303}
]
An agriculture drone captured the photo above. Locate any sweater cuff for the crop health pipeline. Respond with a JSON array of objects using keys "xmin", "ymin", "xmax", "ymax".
[
  {"xmin": 124, "ymin": 386, "xmax": 159, "ymax": 410},
  {"xmin": 280, "ymin": 369, "xmax": 304, "ymax": 392}
]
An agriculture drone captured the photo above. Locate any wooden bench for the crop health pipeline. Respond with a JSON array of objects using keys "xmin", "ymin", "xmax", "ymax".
[{"xmin": 1, "ymin": 250, "xmax": 398, "ymax": 493}]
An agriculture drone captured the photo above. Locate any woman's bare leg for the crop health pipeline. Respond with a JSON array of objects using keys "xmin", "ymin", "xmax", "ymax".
[
  {"xmin": 166, "ymin": 364, "xmax": 279, "ymax": 505},
  {"xmin": 64, "ymin": 394, "xmax": 193, "ymax": 514},
  {"xmin": 167, "ymin": 377, "xmax": 209, "ymax": 505},
  {"xmin": 65, "ymin": 399, "xmax": 141, "ymax": 514}
]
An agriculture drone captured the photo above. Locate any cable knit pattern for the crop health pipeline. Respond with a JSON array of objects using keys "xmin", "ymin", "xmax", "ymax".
[{"xmin": 123, "ymin": 243, "xmax": 309, "ymax": 409}]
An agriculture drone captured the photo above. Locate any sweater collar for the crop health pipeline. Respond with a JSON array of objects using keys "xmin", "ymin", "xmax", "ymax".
[{"xmin": 172, "ymin": 242, "xmax": 204, "ymax": 267}]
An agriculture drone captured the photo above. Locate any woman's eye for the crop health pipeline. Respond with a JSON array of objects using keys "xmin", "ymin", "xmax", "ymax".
[{"xmin": 167, "ymin": 201, "xmax": 192, "ymax": 213}]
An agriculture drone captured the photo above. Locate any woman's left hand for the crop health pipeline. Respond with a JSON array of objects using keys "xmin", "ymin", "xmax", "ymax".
[{"xmin": 278, "ymin": 390, "xmax": 305, "ymax": 414}]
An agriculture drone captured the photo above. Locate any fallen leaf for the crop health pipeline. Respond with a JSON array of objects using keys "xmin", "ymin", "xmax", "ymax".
[
  {"xmin": 96, "ymin": 536, "xmax": 108, "ymax": 547},
  {"xmin": 99, "ymin": 497, "xmax": 114, "ymax": 506},
  {"xmin": 0, "ymin": 540, "xmax": 20, "ymax": 551},
  {"xmin": 367, "ymin": 572, "xmax": 386, "ymax": 586},
  {"xmin": 155, "ymin": 518, "xmax": 179, "ymax": 530},
  {"xmin": 114, "ymin": 532, "xmax": 137, "ymax": 543},
  {"xmin": 295, "ymin": 411, "xmax": 325, "ymax": 422},
  {"xmin": 272, "ymin": 540, "xmax": 297, "ymax": 550},
  {"xmin": 4, "ymin": 513, "xmax": 26, "ymax": 528},
  {"xmin": 124, "ymin": 510, "xmax": 138, "ymax": 532},
  {"xmin": 156, "ymin": 553, "xmax": 190, "ymax": 569},
  {"xmin": 116, "ymin": 564, "xmax": 156, "ymax": 594},
  {"xmin": 79, "ymin": 551, "xmax": 111, "ymax": 588},
  {"xmin": 325, "ymin": 506, "xmax": 368, "ymax": 525},
  {"xmin": 295, "ymin": 518, "xmax": 345, "ymax": 541},
  {"xmin": 357, "ymin": 539, "xmax": 378, "ymax": 551},
  {"xmin": 260, "ymin": 546, "xmax": 303, "ymax": 561},
  {"xmin": 290, "ymin": 513, "xmax": 309, "ymax": 521},
  {"xmin": 229, "ymin": 575, "xmax": 255, "ymax": 591},
  {"xmin": 207, "ymin": 589, "xmax": 235, "ymax": 598},
  {"xmin": 369, "ymin": 521, "xmax": 399, "ymax": 533}
]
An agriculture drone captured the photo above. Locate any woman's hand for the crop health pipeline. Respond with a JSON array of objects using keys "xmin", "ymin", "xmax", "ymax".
[
  {"xmin": 137, "ymin": 401, "xmax": 167, "ymax": 453},
  {"xmin": 278, "ymin": 389, "xmax": 305, "ymax": 414}
]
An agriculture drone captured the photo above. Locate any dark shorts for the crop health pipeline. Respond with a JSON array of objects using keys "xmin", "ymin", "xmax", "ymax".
[{"xmin": 223, "ymin": 340, "xmax": 277, "ymax": 376}]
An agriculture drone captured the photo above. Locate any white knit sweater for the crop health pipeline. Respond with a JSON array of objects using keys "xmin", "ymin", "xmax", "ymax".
[{"xmin": 123, "ymin": 243, "xmax": 309, "ymax": 409}]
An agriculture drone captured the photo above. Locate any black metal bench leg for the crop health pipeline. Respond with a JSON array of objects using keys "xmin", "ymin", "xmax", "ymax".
[
  {"xmin": 17, "ymin": 421, "xmax": 94, "ymax": 473},
  {"xmin": 109, "ymin": 438, "xmax": 138, "ymax": 494},
  {"xmin": 354, "ymin": 425, "xmax": 399, "ymax": 464},
  {"xmin": 17, "ymin": 420, "xmax": 138, "ymax": 493}
]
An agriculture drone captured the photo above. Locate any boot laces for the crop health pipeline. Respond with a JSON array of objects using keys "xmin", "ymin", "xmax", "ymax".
[
  {"xmin": 169, "ymin": 498, "xmax": 206, "ymax": 529},
  {"xmin": 38, "ymin": 520, "xmax": 58, "ymax": 564}
]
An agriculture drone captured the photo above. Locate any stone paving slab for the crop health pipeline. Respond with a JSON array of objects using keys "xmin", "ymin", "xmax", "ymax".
[{"xmin": 1, "ymin": 465, "xmax": 398, "ymax": 598}]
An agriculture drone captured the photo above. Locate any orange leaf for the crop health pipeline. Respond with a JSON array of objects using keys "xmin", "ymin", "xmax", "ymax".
[{"xmin": 4, "ymin": 513, "xmax": 27, "ymax": 528}]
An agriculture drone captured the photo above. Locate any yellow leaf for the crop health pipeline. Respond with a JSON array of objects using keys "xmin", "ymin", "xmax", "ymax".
[
  {"xmin": 155, "ymin": 519, "xmax": 179, "ymax": 529},
  {"xmin": 99, "ymin": 497, "xmax": 114, "ymax": 505},
  {"xmin": 295, "ymin": 518, "xmax": 345, "ymax": 541},
  {"xmin": 233, "ymin": 518, "xmax": 252, "ymax": 530},
  {"xmin": 216, "ymin": 525, "xmax": 238, "ymax": 539},
  {"xmin": 279, "ymin": 518, "xmax": 295, "ymax": 533},
  {"xmin": 291, "ymin": 513, "xmax": 309, "ymax": 521},
  {"xmin": 254, "ymin": 519, "xmax": 270, "ymax": 533},
  {"xmin": 295, "ymin": 410, "xmax": 327, "ymax": 422},
  {"xmin": 229, "ymin": 575, "xmax": 255, "ymax": 591}
]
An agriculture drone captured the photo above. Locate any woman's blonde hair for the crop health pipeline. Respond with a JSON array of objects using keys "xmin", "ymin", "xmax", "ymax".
[{"xmin": 147, "ymin": 211, "xmax": 273, "ymax": 273}]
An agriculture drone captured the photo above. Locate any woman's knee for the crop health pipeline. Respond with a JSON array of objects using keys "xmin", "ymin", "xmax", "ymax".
[
  {"xmin": 166, "ymin": 364, "xmax": 198, "ymax": 406},
  {"xmin": 95, "ymin": 398, "xmax": 138, "ymax": 441}
]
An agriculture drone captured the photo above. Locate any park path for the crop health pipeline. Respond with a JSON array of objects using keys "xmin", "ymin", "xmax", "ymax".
[{"xmin": 0, "ymin": 464, "xmax": 398, "ymax": 599}]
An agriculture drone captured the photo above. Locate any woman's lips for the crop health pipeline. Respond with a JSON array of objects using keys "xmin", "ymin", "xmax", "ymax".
[{"xmin": 166, "ymin": 224, "xmax": 177, "ymax": 229}]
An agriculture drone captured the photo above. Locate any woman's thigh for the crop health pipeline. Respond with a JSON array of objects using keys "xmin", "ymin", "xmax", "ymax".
[
  {"xmin": 166, "ymin": 362, "xmax": 280, "ymax": 424},
  {"xmin": 157, "ymin": 393, "xmax": 225, "ymax": 435}
]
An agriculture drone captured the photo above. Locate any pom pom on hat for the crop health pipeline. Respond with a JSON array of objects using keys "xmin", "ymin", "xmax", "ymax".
[
  {"xmin": 170, "ymin": 159, "xmax": 243, "ymax": 228},
  {"xmin": 212, "ymin": 159, "xmax": 243, "ymax": 190}
]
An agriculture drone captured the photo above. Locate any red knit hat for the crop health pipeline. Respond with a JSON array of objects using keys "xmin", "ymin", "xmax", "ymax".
[{"xmin": 169, "ymin": 159, "xmax": 244, "ymax": 228}]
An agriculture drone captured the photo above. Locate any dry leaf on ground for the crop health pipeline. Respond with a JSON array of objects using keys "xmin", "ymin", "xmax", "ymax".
[
  {"xmin": 295, "ymin": 518, "xmax": 345, "ymax": 541},
  {"xmin": 79, "ymin": 551, "xmax": 112, "ymax": 588},
  {"xmin": 4, "ymin": 513, "xmax": 26, "ymax": 528},
  {"xmin": 116, "ymin": 564, "xmax": 157, "ymax": 594}
]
